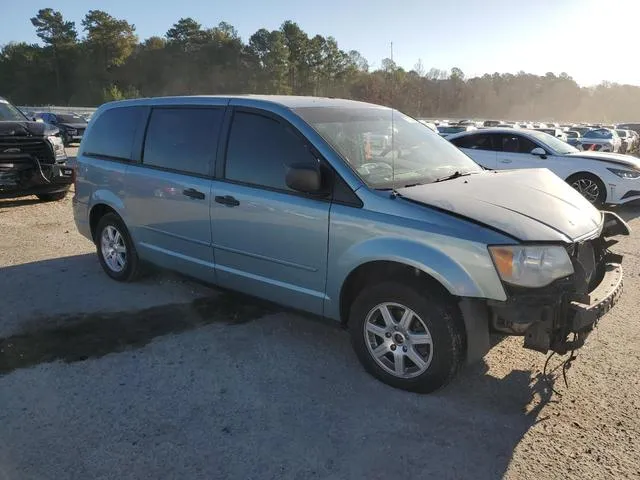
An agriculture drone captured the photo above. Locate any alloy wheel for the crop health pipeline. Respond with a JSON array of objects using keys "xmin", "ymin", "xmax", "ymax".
[
  {"xmin": 100, "ymin": 225, "xmax": 127, "ymax": 273},
  {"xmin": 363, "ymin": 302, "xmax": 434, "ymax": 379},
  {"xmin": 571, "ymin": 178, "xmax": 600, "ymax": 204}
]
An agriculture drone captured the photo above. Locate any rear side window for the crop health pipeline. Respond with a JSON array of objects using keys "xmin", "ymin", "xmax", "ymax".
[
  {"xmin": 451, "ymin": 133, "xmax": 495, "ymax": 151},
  {"xmin": 225, "ymin": 111, "xmax": 316, "ymax": 191},
  {"xmin": 143, "ymin": 108, "xmax": 223, "ymax": 176},
  {"xmin": 83, "ymin": 106, "xmax": 145, "ymax": 160}
]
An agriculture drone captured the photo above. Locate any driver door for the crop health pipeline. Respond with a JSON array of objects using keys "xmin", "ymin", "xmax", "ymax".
[
  {"xmin": 211, "ymin": 108, "xmax": 330, "ymax": 315},
  {"xmin": 495, "ymin": 133, "xmax": 546, "ymax": 170}
]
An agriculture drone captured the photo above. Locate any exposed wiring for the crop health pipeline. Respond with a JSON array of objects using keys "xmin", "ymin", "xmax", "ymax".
[
  {"xmin": 542, "ymin": 334, "xmax": 579, "ymax": 395},
  {"xmin": 543, "ymin": 351, "xmax": 562, "ymax": 397}
]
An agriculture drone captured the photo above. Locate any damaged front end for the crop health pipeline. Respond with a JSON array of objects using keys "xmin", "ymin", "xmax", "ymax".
[
  {"xmin": 0, "ymin": 126, "xmax": 73, "ymax": 199},
  {"xmin": 488, "ymin": 211, "xmax": 628, "ymax": 355}
]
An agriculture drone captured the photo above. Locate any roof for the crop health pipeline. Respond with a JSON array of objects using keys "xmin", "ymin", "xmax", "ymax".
[
  {"xmin": 102, "ymin": 95, "xmax": 383, "ymax": 110},
  {"xmin": 448, "ymin": 127, "xmax": 536, "ymax": 139}
]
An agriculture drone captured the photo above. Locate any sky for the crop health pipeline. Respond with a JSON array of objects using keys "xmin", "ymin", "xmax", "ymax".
[{"xmin": 1, "ymin": 0, "xmax": 639, "ymax": 87}]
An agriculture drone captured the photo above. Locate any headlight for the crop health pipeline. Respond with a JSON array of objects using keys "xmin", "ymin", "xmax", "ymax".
[
  {"xmin": 47, "ymin": 135, "xmax": 67, "ymax": 160},
  {"xmin": 489, "ymin": 245, "xmax": 574, "ymax": 288},
  {"xmin": 607, "ymin": 167, "xmax": 640, "ymax": 179}
]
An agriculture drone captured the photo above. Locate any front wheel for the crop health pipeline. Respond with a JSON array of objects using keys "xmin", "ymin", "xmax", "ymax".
[
  {"xmin": 349, "ymin": 282, "xmax": 465, "ymax": 393},
  {"xmin": 567, "ymin": 173, "xmax": 606, "ymax": 206}
]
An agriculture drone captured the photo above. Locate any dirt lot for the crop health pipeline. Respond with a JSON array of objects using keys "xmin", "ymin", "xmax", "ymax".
[{"xmin": 1, "ymin": 152, "xmax": 639, "ymax": 479}]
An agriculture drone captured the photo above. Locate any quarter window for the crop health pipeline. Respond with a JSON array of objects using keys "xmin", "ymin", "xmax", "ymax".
[
  {"xmin": 225, "ymin": 111, "xmax": 317, "ymax": 191},
  {"xmin": 143, "ymin": 108, "xmax": 223, "ymax": 176},
  {"xmin": 83, "ymin": 106, "xmax": 146, "ymax": 161}
]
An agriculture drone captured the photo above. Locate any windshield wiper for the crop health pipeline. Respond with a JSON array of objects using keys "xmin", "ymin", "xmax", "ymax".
[{"xmin": 433, "ymin": 171, "xmax": 474, "ymax": 183}]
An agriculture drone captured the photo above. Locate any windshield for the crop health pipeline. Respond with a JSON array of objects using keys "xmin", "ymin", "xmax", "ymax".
[
  {"xmin": 56, "ymin": 113, "xmax": 85, "ymax": 123},
  {"xmin": 584, "ymin": 129, "xmax": 612, "ymax": 139},
  {"xmin": 527, "ymin": 129, "xmax": 579, "ymax": 154},
  {"xmin": 295, "ymin": 106, "xmax": 482, "ymax": 189},
  {"xmin": 616, "ymin": 130, "xmax": 627, "ymax": 137},
  {"xmin": 0, "ymin": 99, "xmax": 28, "ymax": 121},
  {"xmin": 566, "ymin": 131, "xmax": 579, "ymax": 138}
]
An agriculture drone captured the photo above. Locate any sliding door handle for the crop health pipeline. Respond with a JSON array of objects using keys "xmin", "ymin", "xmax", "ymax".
[{"xmin": 215, "ymin": 195, "xmax": 240, "ymax": 207}]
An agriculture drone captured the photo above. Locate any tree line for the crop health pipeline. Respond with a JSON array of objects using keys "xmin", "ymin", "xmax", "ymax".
[{"xmin": 2, "ymin": 8, "xmax": 639, "ymax": 122}]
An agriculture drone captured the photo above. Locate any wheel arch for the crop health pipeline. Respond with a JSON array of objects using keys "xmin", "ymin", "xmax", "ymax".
[
  {"xmin": 338, "ymin": 259, "xmax": 492, "ymax": 364},
  {"xmin": 88, "ymin": 189, "xmax": 127, "ymax": 242},
  {"xmin": 565, "ymin": 171, "xmax": 607, "ymax": 203}
]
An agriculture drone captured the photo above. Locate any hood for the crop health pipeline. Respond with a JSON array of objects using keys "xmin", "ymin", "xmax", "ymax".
[
  {"xmin": 397, "ymin": 169, "xmax": 602, "ymax": 242},
  {"xmin": 0, "ymin": 120, "xmax": 58, "ymax": 137},
  {"xmin": 59, "ymin": 122, "xmax": 87, "ymax": 129},
  {"xmin": 566, "ymin": 151, "xmax": 640, "ymax": 170}
]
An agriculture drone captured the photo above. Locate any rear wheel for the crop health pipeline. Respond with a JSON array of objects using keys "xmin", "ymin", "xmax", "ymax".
[
  {"xmin": 567, "ymin": 173, "xmax": 606, "ymax": 206},
  {"xmin": 349, "ymin": 281, "xmax": 465, "ymax": 393},
  {"xmin": 95, "ymin": 213, "xmax": 143, "ymax": 282},
  {"xmin": 36, "ymin": 191, "xmax": 67, "ymax": 202}
]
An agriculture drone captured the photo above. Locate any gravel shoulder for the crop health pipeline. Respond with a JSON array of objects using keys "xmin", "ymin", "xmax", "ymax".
[{"xmin": 0, "ymin": 164, "xmax": 639, "ymax": 479}]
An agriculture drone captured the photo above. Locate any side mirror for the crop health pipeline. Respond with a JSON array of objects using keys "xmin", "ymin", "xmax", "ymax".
[
  {"xmin": 531, "ymin": 147, "xmax": 547, "ymax": 157},
  {"xmin": 285, "ymin": 163, "xmax": 323, "ymax": 194}
]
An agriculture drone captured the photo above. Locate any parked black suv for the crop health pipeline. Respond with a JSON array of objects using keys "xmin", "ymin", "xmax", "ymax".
[{"xmin": 0, "ymin": 97, "xmax": 74, "ymax": 201}]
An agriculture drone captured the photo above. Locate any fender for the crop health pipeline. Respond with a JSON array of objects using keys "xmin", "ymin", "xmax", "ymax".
[{"xmin": 324, "ymin": 236, "xmax": 507, "ymax": 321}]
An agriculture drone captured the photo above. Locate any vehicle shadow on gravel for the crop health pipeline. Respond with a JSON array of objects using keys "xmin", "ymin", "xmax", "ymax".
[
  {"xmin": 0, "ymin": 197, "xmax": 42, "ymax": 209},
  {"xmin": 612, "ymin": 201, "xmax": 640, "ymax": 222},
  {"xmin": 0, "ymin": 255, "xmax": 555, "ymax": 478}
]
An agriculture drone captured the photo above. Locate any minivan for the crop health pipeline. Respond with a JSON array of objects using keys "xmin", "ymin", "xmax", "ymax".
[{"xmin": 73, "ymin": 95, "xmax": 628, "ymax": 392}]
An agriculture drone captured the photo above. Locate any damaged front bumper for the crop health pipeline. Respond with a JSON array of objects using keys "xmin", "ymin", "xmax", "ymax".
[
  {"xmin": 487, "ymin": 211, "xmax": 628, "ymax": 355},
  {"xmin": 0, "ymin": 158, "xmax": 74, "ymax": 199}
]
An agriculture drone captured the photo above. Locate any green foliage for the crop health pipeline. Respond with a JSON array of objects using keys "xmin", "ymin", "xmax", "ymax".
[{"xmin": 2, "ymin": 8, "xmax": 640, "ymax": 121}]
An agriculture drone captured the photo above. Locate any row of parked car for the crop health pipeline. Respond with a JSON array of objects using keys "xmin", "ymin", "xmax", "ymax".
[{"xmin": 420, "ymin": 118, "xmax": 640, "ymax": 155}]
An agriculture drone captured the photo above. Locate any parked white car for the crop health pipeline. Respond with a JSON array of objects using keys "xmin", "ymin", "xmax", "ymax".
[
  {"xmin": 578, "ymin": 128, "xmax": 622, "ymax": 153},
  {"xmin": 448, "ymin": 128, "xmax": 640, "ymax": 205}
]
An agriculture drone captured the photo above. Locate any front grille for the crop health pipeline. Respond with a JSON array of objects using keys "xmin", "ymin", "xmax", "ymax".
[{"xmin": 0, "ymin": 137, "xmax": 54, "ymax": 164}]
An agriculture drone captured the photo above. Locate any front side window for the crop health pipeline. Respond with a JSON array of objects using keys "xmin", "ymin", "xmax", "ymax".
[
  {"xmin": 225, "ymin": 111, "xmax": 317, "ymax": 191},
  {"xmin": 143, "ymin": 108, "xmax": 223, "ymax": 176},
  {"xmin": 295, "ymin": 106, "xmax": 482, "ymax": 189},
  {"xmin": 498, "ymin": 134, "xmax": 537, "ymax": 154},
  {"xmin": 83, "ymin": 106, "xmax": 146, "ymax": 161}
]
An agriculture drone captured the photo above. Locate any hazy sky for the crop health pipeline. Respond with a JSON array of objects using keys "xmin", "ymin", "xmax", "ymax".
[{"xmin": 2, "ymin": 0, "xmax": 638, "ymax": 87}]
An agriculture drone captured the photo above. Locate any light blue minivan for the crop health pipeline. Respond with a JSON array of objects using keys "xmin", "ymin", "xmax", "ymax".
[{"xmin": 73, "ymin": 95, "xmax": 627, "ymax": 392}]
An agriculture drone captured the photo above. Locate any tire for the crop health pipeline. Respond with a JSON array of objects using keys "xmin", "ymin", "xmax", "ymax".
[
  {"xmin": 349, "ymin": 281, "xmax": 465, "ymax": 393},
  {"xmin": 36, "ymin": 191, "xmax": 67, "ymax": 202},
  {"xmin": 566, "ymin": 172, "xmax": 606, "ymax": 206},
  {"xmin": 95, "ymin": 213, "xmax": 143, "ymax": 282}
]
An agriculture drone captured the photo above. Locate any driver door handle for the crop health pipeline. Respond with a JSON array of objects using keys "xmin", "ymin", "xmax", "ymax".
[{"xmin": 500, "ymin": 159, "xmax": 513, "ymax": 164}]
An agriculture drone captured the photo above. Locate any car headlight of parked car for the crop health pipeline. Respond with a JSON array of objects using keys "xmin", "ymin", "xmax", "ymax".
[
  {"xmin": 489, "ymin": 245, "xmax": 574, "ymax": 288},
  {"xmin": 607, "ymin": 168, "xmax": 640, "ymax": 179},
  {"xmin": 47, "ymin": 135, "xmax": 67, "ymax": 160}
]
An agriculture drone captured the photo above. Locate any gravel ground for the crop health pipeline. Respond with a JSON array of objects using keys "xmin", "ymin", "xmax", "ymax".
[{"xmin": 0, "ymin": 152, "xmax": 639, "ymax": 479}]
